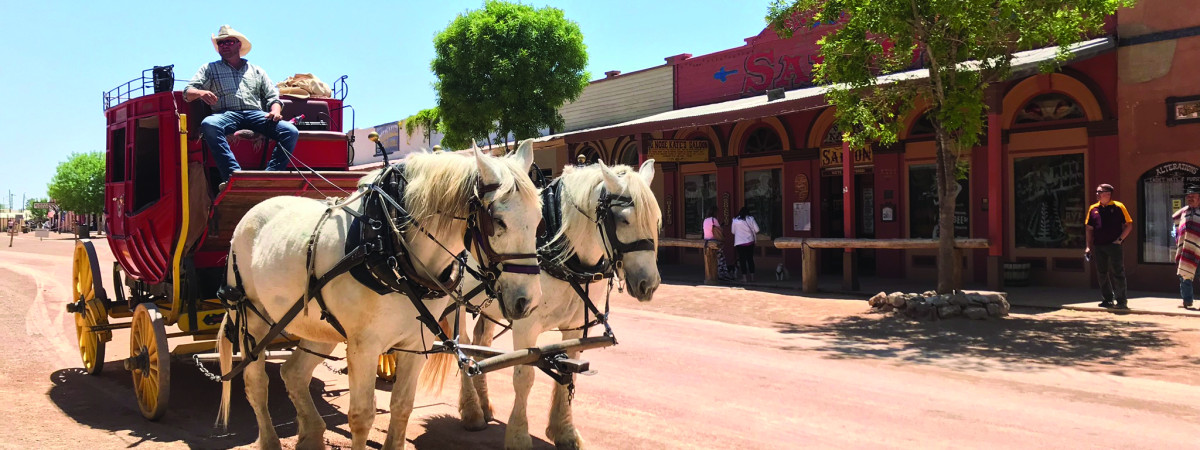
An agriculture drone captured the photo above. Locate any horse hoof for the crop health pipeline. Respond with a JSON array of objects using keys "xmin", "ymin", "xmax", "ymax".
[
  {"xmin": 462, "ymin": 415, "xmax": 489, "ymax": 431},
  {"xmin": 295, "ymin": 434, "xmax": 325, "ymax": 450},
  {"xmin": 504, "ymin": 432, "xmax": 533, "ymax": 450},
  {"xmin": 548, "ymin": 428, "xmax": 584, "ymax": 450}
]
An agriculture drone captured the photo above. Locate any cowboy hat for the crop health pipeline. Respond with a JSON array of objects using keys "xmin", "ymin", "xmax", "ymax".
[{"xmin": 211, "ymin": 25, "xmax": 251, "ymax": 57}]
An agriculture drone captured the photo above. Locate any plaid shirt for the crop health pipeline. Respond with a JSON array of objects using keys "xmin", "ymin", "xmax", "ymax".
[{"xmin": 183, "ymin": 59, "xmax": 281, "ymax": 113}]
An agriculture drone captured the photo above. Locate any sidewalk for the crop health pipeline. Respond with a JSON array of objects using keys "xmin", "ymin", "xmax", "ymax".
[{"xmin": 660, "ymin": 264, "xmax": 1200, "ymax": 318}]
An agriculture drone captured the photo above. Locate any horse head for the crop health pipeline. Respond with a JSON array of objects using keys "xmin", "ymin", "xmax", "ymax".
[
  {"xmin": 555, "ymin": 159, "xmax": 662, "ymax": 301},
  {"xmin": 467, "ymin": 140, "xmax": 543, "ymax": 319}
]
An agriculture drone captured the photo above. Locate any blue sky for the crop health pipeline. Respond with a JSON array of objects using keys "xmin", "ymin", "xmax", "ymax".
[{"xmin": 0, "ymin": 0, "xmax": 773, "ymax": 205}]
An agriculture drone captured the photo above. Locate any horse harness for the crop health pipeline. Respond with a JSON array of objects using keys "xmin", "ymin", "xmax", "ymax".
[{"xmin": 215, "ymin": 164, "xmax": 540, "ymax": 380}]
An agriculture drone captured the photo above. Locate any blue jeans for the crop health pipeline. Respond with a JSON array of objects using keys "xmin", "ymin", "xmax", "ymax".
[
  {"xmin": 1181, "ymin": 274, "xmax": 1198, "ymax": 305},
  {"xmin": 200, "ymin": 110, "xmax": 299, "ymax": 182}
]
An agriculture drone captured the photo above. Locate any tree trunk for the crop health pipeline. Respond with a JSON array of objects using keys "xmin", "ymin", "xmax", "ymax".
[{"xmin": 934, "ymin": 129, "xmax": 959, "ymax": 294}]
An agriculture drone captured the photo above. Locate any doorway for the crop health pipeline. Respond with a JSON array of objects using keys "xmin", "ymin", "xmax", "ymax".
[{"xmin": 819, "ymin": 172, "xmax": 876, "ymax": 275}]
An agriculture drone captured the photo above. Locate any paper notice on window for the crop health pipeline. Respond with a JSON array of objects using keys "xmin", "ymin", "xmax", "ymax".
[{"xmin": 794, "ymin": 202, "xmax": 811, "ymax": 231}]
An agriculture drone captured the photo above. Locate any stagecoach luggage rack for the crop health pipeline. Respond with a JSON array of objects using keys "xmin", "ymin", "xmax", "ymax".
[{"xmin": 102, "ymin": 65, "xmax": 175, "ymax": 110}]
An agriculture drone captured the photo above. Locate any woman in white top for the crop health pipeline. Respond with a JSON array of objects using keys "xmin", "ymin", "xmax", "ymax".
[
  {"xmin": 702, "ymin": 207, "xmax": 733, "ymax": 280},
  {"xmin": 730, "ymin": 206, "xmax": 760, "ymax": 282}
]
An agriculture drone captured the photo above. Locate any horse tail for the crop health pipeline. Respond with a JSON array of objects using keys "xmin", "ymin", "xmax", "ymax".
[
  {"xmin": 215, "ymin": 248, "xmax": 238, "ymax": 429},
  {"xmin": 418, "ymin": 315, "xmax": 458, "ymax": 396},
  {"xmin": 215, "ymin": 309, "xmax": 234, "ymax": 429}
]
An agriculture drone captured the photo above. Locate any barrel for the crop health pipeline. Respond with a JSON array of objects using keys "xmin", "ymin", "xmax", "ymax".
[{"xmin": 1002, "ymin": 262, "xmax": 1031, "ymax": 287}]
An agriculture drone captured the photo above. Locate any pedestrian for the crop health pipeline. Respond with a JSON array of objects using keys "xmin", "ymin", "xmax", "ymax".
[
  {"xmin": 1173, "ymin": 184, "xmax": 1200, "ymax": 308},
  {"xmin": 731, "ymin": 206, "xmax": 760, "ymax": 283},
  {"xmin": 702, "ymin": 207, "xmax": 733, "ymax": 281},
  {"xmin": 184, "ymin": 25, "xmax": 299, "ymax": 189},
  {"xmin": 1085, "ymin": 183, "xmax": 1133, "ymax": 309}
]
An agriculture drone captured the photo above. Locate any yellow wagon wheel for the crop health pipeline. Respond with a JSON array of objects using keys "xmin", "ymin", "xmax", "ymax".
[
  {"xmin": 71, "ymin": 240, "xmax": 110, "ymax": 375},
  {"xmin": 377, "ymin": 353, "xmax": 397, "ymax": 382},
  {"xmin": 128, "ymin": 303, "xmax": 170, "ymax": 421}
]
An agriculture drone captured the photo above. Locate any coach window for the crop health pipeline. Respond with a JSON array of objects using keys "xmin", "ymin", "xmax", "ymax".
[
  {"xmin": 108, "ymin": 127, "xmax": 127, "ymax": 183},
  {"xmin": 132, "ymin": 116, "xmax": 161, "ymax": 212},
  {"xmin": 1140, "ymin": 162, "xmax": 1200, "ymax": 263}
]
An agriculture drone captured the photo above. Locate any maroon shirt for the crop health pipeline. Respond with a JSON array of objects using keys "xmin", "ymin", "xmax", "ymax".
[{"xmin": 1085, "ymin": 200, "xmax": 1132, "ymax": 245}]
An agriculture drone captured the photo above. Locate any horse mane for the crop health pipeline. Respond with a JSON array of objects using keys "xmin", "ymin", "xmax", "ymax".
[
  {"xmin": 356, "ymin": 152, "xmax": 538, "ymax": 233},
  {"xmin": 547, "ymin": 163, "xmax": 661, "ymax": 263}
]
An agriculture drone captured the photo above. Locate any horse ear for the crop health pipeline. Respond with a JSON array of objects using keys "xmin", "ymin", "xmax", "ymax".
[
  {"xmin": 638, "ymin": 158, "xmax": 656, "ymax": 184},
  {"xmin": 510, "ymin": 139, "xmax": 535, "ymax": 172},
  {"xmin": 475, "ymin": 144, "xmax": 502, "ymax": 186},
  {"xmin": 599, "ymin": 160, "xmax": 622, "ymax": 193}
]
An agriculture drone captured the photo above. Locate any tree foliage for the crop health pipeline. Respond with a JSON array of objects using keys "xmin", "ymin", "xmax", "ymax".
[
  {"xmin": 432, "ymin": 0, "xmax": 589, "ymax": 150},
  {"xmin": 24, "ymin": 197, "xmax": 50, "ymax": 222},
  {"xmin": 768, "ymin": 0, "xmax": 1131, "ymax": 292},
  {"xmin": 47, "ymin": 152, "xmax": 105, "ymax": 217},
  {"xmin": 403, "ymin": 107, "xmax": 443, "ymax": 148}
]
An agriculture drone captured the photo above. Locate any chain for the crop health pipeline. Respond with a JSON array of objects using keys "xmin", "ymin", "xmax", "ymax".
[{"xmin": 193, "ymin": 354, "xmax": 224, "ymax": 382}]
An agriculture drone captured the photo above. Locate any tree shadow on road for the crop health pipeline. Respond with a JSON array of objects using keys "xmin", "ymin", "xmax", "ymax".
[
  {"xmin": 48, "ymin": 360, "xmax": 346, "ymax": 448},
  {"xmin": 775, "ymin": 313, "xmax": 1181, "ymax": 373},
  {"xmin": 409, "ymin": 414, "xmax": 555, "ymax": 449}
]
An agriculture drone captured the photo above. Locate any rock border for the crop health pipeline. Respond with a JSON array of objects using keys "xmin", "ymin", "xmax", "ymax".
[{"xmin": 867, "ymin": 290, "xmax": 1010, "ymax": 320}]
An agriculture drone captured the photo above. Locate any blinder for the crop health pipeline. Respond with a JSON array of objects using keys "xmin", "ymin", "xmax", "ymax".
[{"xmin": 595, "ymin": 188, "xmax": 657, "ymax": 257}]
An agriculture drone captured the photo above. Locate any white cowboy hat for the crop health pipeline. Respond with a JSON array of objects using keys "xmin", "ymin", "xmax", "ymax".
[{"xmin": 211, "ymin": 25, "xmax": 251, "ymax": 57}]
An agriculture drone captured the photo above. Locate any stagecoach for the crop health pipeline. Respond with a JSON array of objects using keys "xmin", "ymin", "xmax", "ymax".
[{"xmin": 69, "ymin": 67, "xmax": 614, "ymax": 423}]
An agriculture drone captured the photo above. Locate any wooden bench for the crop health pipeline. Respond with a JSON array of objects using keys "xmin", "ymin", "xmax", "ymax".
[
  {"xmin": 658, "ymin": 238, "xmax": 721, "ymax": 284},
  {"xmin": 773, "ymin": 238, "xmax": 990, "ymax": 293}
]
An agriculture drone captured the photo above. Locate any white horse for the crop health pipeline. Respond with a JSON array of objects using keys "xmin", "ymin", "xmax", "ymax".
[
  {"xmin": 216, "ymin": 142, "xmax": 544, "ymax": 450},
  {"xmin": 443, "ymin": 160, "xmax": 662, "ymax": 449}
]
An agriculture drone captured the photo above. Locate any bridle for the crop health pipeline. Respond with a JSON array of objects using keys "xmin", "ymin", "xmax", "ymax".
[{"xmin": 464, "ymin": 182, "xmax": 543, "ymax": 298}]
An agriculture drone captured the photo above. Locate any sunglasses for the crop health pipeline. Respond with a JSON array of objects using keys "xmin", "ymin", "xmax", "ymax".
[
  {"xmin": 217, "ymin": 39, "xmax": 239, "ymax": 46},
  {"xmin": 1095, "ymin": 190, "xmax": 1112, "ymax": 194}
]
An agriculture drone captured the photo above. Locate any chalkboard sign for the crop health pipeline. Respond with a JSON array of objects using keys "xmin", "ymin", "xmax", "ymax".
[{"xmin": 1013, "ymin": 153, "xmax": 1086, "ymax": 248}]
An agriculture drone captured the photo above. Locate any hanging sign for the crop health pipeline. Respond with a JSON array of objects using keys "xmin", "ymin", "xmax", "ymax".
[
  {"xmin": 647, "ymin": 140, "xmax": 710, "ymax": 162},
  {"xmin": 820, "ymin": 146, "xmax": 873, "ymax": 168}
]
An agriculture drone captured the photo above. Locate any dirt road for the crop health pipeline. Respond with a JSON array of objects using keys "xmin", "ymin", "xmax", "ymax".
[{"xmin": 3, "ymin": 233, "xmax": 1200, "ymax": 448}]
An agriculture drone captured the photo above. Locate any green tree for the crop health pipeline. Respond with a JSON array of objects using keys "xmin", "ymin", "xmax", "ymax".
[
  {"xmin": 768, "ymin": 0, "xmax": 1130, "ymax": 293},
  {"xmin": 47, "ymin": 152, "xmax": 105, "ymax": 219},
  {"xmin": 404, "ymin": 107, "xmax": 443, "ymax": 148},
  {"xmin": 24, "ymin": 197, "xmax": 50, "ymax": 223},
  {"xmin": 432, "ymin": 0, "xmax": 589, "ymax": 150}
]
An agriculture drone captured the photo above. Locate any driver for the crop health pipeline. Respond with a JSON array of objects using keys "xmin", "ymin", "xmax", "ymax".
[{"xmin": 183, "ymin": 25, "xmax": 298, "ymax": 189}]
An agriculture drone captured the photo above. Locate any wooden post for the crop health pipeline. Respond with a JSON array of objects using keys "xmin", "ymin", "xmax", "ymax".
[
  {"xmin": 987, "ymin": 91, "xmax": 1004, "ymax": 290},
  {"xmin": 951, "ymin": 247, "xmax": 964, "ymax": 290},
  {"xmin": 802, "ymin": 244, "xmax": 818, "ymax": 293},
  {"xmin": 703, "ymin": 242, "xmax": 718, "ymax": 284}
]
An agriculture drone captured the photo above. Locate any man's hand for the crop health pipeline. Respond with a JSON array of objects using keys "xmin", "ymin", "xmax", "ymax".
[
  {"xmin": 197, "ymin": 90, "xmax": 218, "ymax": 106},
  {"xmin": 266, "ymin": 111, "xmax": 283, "ymax": 122}
]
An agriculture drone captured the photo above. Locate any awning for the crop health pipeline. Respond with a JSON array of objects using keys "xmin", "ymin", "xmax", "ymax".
[{"xmin": 536, "ymin": 37, "xmax": 1115, "ymax": 145}]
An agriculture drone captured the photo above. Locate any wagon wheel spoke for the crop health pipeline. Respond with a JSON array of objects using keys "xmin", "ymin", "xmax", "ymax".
[{"xmin": 130, "ymin": 303, "xmax": 170, "ymax": 421}]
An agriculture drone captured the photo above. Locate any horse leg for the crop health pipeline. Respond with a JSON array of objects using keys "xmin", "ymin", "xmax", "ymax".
[
  {"xmin": 505, "ymin": 328, "xmax": 537, "ymax": 450},
  {"xmin": 546, "ymin": 329, "xmax": 586, "ymax": 450},
  {"xmin": 244, "ymin": 354, "xmax": 281, "ymax": 449},
  {"xmin": 345, "ymin": 344, "xmax": 379, "ymax": 450},
  {"xmin": 381, "ymin": 352, "xmax": 426, "ymax": 450},
  {"xmin": 281, "ymin": 339, "xmax": 337, "ymax": 450},
  {"xmin": 459, "ymin": 318, "xmax": 497, "ymax": 430}
]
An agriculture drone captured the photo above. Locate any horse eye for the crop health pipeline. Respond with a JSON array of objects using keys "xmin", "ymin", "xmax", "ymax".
[{"xmin": 495, "ymin": 218, "xmax": 507, "ymax": 230}]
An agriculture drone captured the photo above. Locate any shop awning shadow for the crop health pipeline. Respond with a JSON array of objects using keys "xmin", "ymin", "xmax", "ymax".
[
  {"xmin": 48, "ymin": 361, "xmax": 346, "ymax": 448},
  {"xmin": 774, "ymin": 314, "xmax": 1179, "ymax": 372},
  {"xmin": 410, "ymin": 414, "xmax": 555, "ymax": 449}
]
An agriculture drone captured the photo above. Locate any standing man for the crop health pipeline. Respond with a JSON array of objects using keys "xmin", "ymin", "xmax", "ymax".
[
  {"xmin": 1173, "ymin": 185, "xmax": 1200, "ymax": 308},
  {"xmin": 184, "ymin": 25, "xmax": 298, "ymax": 187},
  {"xmin": 1085, "ymin": 183, "xmax": 1133, "ymax": 309}
]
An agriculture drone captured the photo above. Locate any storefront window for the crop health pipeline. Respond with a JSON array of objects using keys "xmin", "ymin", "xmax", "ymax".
[
  {"xmin": 1013, "ymin": 153, "xmax": 1086, "ymax": 248},
  {"xmin": 683, "ymin": 173, "xmax": 717, "ymax": 239},
  {"xmin": 619, "ymin": 143, "xmax": 639, "ymax": 167},
  {"xmin": 743, "ymin": 168, "xmax": 783, "ymax": 239},
  {"xmin": 1141, "ymin": 162, "xmax": 1200, "ymax": 263},
  {"xmin": 744, "ymin": 127, "xmax": 783, "ymax": 154},
  {"xmin": 908, "ymin": 161, "xmax": 969, "ymax": 238}
]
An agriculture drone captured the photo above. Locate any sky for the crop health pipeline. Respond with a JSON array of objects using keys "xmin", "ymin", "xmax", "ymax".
[{"xmin": 0, "ymin": 0, "xmax": 775, "ymax": 208}]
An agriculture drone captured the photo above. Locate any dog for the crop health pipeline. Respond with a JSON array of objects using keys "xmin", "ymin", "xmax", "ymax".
[{"xmin": 775, "ymin": 263, "xmax": 789, "ymax": 281}]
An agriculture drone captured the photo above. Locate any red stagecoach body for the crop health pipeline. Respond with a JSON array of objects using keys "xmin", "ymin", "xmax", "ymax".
[{"xmin": 102, "ymin": 72, "xmax": 363, "ymax": 330}]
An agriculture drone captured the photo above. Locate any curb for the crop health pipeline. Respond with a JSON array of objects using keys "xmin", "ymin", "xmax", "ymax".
[{"xmin": 1011, "ymin": 302, "xmax": 1200, "ymax": 318}]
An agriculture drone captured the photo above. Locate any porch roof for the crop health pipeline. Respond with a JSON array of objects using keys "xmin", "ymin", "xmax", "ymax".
[{"xmin": 535, "ymin": 37, "xmax": 1115, "ymax": 145}]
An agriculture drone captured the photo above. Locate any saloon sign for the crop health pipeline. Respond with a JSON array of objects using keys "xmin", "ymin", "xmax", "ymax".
[
  {"xmin": 820, "ymin": 146, "xmax": 874, "ymax": 168},
  {"xmin": 647, "ymin": 140, "xmax": 710, "ymax": 162}
]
